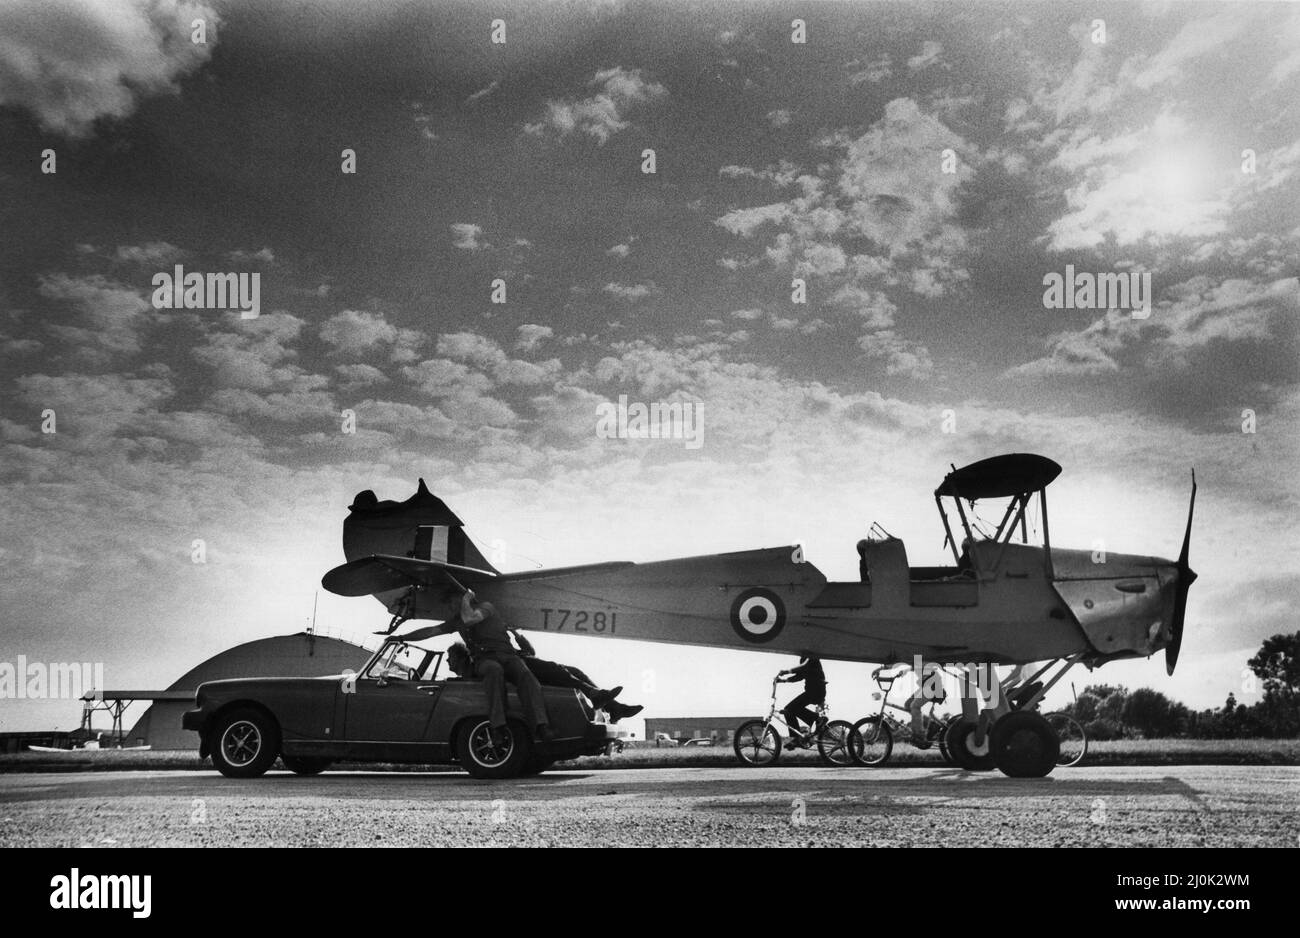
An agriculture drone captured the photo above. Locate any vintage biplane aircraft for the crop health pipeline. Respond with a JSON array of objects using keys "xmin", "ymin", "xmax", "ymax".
[{"xmin": 322, "ymin": 453, "xmax": 1196, "ymax": 777}]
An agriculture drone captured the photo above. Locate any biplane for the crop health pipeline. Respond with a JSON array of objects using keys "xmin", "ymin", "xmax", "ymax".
[{"xmin": 323, "ymin": 453, "xmax": 1197, "ymax": 777}]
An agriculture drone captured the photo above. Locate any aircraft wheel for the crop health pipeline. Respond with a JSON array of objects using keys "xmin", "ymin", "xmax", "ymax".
[
  {"xmin": 991, "ymin": 711, "xmax": 1059, "ymax": 777},
  {"xmin": 1046, "ymin": 712, "xmax": 1087, "ymax": 767},
  {"xmin": 848, "ymin": 717, "xmax": 892, "ymax": 766},
  {"xmin": 944, "ymin": 718, "xmax": 996, "ymax": 771},
  {"xmin": 210, "ymin": 708, "xmax": 280, "ymax": 778},
  {"xmin": 457, "ymin": 719, "xmax": 532, "ymax": 779},
  {"xmin": 817, "ymin": 720, "xmax": 855, "ymax": 766},
  {"xmin": 281, "ymin": 755, "xmax": 331, "ymax": 776},
  {"xmin": 733, "ymin": 720, "xmax": 781, "ymax": 766}
]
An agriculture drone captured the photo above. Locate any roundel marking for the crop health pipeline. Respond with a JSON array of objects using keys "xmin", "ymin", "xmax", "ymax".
[{"xmin": 730, "ymin": 588, "xmax": 786, "ymax": 643}]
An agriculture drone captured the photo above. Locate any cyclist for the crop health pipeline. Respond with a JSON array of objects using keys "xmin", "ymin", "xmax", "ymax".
[
  {"xmin": 906, "ymin": 663, "xmax": 947, "ymax": 746},
  {"xmin": 777, "ymin": 655, "xmax": 825, "ymax": 747}
]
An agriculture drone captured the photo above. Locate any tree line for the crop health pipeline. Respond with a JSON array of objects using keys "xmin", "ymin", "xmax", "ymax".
[{"xmin": 1057, "ymin": 632, "xmax": 1300, "ymax": 739}]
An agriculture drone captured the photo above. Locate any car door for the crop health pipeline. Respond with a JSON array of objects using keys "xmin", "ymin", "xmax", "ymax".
[{"xmin": 342, "ymin": 677, "xmax": 441, "ymax": 759}]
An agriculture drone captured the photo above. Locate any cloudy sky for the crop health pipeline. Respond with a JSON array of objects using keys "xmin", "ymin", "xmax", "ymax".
[{"xmin": 1, "ymin": 0, "xmax": 1297, "ymax": 732}]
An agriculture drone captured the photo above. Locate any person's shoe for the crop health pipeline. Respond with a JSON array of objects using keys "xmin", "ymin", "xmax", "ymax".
[
  {"xmin": 607, "ymin": 685, "xmax": 624, "ymax": 700},
  {"xmin": 588, "ymin": 689, "xmax": 616, "ymax": 709},
  {"xmin": 607, "ymin": 703, "xmax": 643, "ymax": 724},
  {"xmin": 535, "ymin": 723, "xmax": 556, "ymax": 742}
]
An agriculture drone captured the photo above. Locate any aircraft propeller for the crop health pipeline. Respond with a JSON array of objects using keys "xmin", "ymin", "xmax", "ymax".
[{"xmin": 1166, "ymin": 470, "xmax": 1197, "ymax": 675}]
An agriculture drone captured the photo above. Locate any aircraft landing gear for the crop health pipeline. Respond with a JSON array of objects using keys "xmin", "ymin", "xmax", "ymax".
[
  {"xmin": 944, "ymin": 718, "xmax": 996, "ymax": 771},
  {"xmin": 989, "ymin": 710, "xmax": 1059, "ymax": 777}
]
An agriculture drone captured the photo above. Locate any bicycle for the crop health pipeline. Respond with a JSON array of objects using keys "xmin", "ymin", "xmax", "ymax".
[
  {"xmin": 733, "ymin": 677, "xmax": 855, "ymax": 766},
  {"xmin": 1045, "ymin": 711, "xmax": 1087, "ymax": 766},
  {"xmin": 848, "ymin": 665, "xmax": 957, "ymax": 767}
]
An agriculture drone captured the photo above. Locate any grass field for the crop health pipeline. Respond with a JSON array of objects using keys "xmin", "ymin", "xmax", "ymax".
[{"xmin": 2, "ymin": 737, "xmax": 1297, "ymax": 773}]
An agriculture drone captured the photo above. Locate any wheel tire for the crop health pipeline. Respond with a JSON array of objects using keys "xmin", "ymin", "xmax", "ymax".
[
  {"xmin": 990, "ymin": 710, "xmax": 1059, "ymax": 778},
  {"xmin": 210, "ymin": 708, "xmax": 279, "ymax": 778},
  {"xmin": 456, "ymin": 719, "xmax": 533, "ymax": 779},
  {"xmin": 848, "ymin": 717, "xmax": 893, "ymax": 766},
  {"xmin": 944, "ymin": 718, "xmax": 996, "ymax": 771},
  {"xmin": 1046, "ymin": 712, "xmax": 1087, "ymax": 767},
  {"xmin": 281, "ymin": 755, "xmax": 331, "ymax": 776},
  {"xmin": 817, "ymin": 720, "xmax": 855, "ymax": 766},
  {"xmin": 937, "ymin": 718, "xmax": 956, "ymax": 765},
  {"xmin": 519, "ymin": 756, "xmax": 555, "ymax": 776},
  {"xmin": 733, "ymin": 720, "xmax": 781, "ymax": 766}
]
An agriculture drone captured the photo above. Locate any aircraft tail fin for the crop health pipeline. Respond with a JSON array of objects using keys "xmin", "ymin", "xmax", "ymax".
[{"xmin": 342, "ymin": 478, "xmax": 498, "ymax": 574}]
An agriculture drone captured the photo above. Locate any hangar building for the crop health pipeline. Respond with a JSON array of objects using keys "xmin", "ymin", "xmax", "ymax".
[{"xmin": 122, "ymin": 632, "xmax": 371, "ymax": 749}]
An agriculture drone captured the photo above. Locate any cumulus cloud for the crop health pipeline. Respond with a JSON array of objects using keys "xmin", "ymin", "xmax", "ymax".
[
  {"xmin": 524, "ymin": 66, "xmax": 666, "ymax": 144},
  {"xmin": 0, "ymin": 0, "xmax": 219, "ymax": 137},
  {"xmin": 603, "ymin": 281, "xmax": 658, "ymax": 301},
  {"xmin": 113, "ymin": 241, "xmax": 185, "ymax": 265},
  {"xmin": 40, "ymin": 273, "xmax": 151, "ymax": 359},
  {"xmin": 907, "ymin": 41, "xmax": 943, "ymax": 72},
  {"xmin": 451, "ymin": 223, "xmax": 488, "ymax": 251},
  {"xmin": 515, "ymin": 324, "xmax": 553, "ymax": 352}
]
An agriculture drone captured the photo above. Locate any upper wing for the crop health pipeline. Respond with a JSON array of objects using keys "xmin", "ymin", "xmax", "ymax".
[{"xmin": 321, "ymin": 554, "xmax": 497, "ymax": 597}]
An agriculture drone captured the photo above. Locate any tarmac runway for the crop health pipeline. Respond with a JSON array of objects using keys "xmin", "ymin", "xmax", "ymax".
[{"xmin": 1, "ymin": 765, "xmax": 1296, "ymax": 847}]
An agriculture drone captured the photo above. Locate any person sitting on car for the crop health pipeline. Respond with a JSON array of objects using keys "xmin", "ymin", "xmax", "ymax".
[
  {"xmin": 447, "ymin": 638, "xmax": 644, "ymax": 724},
  {"xmin": 422, "ymin": 588, "xmax": 553, "ymax": 744}
]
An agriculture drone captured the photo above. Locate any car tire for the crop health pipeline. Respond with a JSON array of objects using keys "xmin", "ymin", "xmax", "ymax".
[
  {"xmin": 456, "ymin": 719, "xmax": 532, "ymax": 779},
  {"xmin": 519, "ymin": 756, "xmax": 555, "ymax": 776},
  {"xmin": 210, "ymin": 707, "xmax": 279, "ymax": 778},
  {"xmin": 281, "ymin": 755, "xmax": 331, "ymax": 776}
]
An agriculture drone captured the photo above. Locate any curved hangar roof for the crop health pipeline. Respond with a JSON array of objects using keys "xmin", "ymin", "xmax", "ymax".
[
  {"xmin": 935, "ymin": 453, "xmax": 1062, "ymax": 500},
  {"xmin": 126, "ymin": 632, "xmax": 370, "ymax": 749}
]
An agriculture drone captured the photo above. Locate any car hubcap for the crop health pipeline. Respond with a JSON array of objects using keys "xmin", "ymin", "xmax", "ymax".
[{"xmin": 222, "ymin": 721, "xmax": 261, "ymax": 766}]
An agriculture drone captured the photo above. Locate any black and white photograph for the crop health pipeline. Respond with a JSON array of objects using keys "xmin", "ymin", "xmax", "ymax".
[{"xmin": 0, "ymin": 0, "xmax": 1296, "ymax": 903}]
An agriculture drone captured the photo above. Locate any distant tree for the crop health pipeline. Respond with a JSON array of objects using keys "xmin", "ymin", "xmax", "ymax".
[
  {"xmin": 1122, "ymin": 688, "xmax": 1177, "ymax": 738},
  {"xmin": 1247, "ymin": 632, "xmax": 1300, "ymax": 699}
]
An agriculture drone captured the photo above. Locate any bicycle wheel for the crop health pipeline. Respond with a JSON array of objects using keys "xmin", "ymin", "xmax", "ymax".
[
  {"xmin": 733, "ymin": 720, "xmax": 782, "ymax": 766},
  {"xmin": 937, "ymin": 717, "xmax": 956, "ymax": 765},
  {"xmin": 1046, "ymin": 712, "xmax": 1087, "ymax": 767},
  {"xmin": 817, "ymin": 720, "xmax": 855, "ymax": 766},
  {"xmin": 848, "ymin": 716, "xmax": 893, "ymax": 766}
]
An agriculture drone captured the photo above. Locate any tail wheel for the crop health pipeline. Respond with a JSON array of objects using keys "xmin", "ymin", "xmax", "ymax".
[
  {"xmin": 456, "ymin": 719, "xmax": 532, "ymax": 779},
  {"xmin": 733, "ymin": 720, "xmax": 781, "ymax": 766},
  {"xmin": 1046, "ymin": 712, "xmax": 1087, "ymax": 767},
  {"xmin": 210, "ymin": 708, "xmax": 279, "ymax": 778},
  {"xmin": 281, "ymin": 755, "xmax": 331, "ymax": 776},
  {"xmin": 848, "ymin": 717, "xmax": 893, "ymax": 766},
  {"xmin": 944, "ymin": 718, "xmax": 996, "ymax": 771},
  {"xmin": 817, "ymin": 720, "xmax": 855, "ymax": 766},
  {"xmin": 990, "ymin": 710, "xmax": 1059, "ymax": 778}
]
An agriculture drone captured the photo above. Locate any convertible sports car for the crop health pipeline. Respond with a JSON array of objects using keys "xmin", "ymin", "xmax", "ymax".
[{"xmin": 182, "ymin": 635, "xmax": 616, "ymax": 779}]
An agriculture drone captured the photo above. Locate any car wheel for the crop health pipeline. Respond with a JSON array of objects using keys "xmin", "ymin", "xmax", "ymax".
[
  {"xmin": 210, "ymin": 708, "xmax": 279, "ymax": 778},
  {"xmin": 519, "ymin": 756, "xmax": 555, "ymax": 776},
  {"xmin": 456, "ymin": 719, "xmax": 532, "ymax": 779},
  {"xmin": 281, "ymin": 755, "xmax": 331, "ymax": 776}
]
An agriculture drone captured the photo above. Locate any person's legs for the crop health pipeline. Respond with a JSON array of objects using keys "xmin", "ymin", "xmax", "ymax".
[
  {"xmin": 500, "ymin": 654, "xmax": 550, "ymax": 730},
  {"xmin": 522, "ymin": 657, "xmax": 583, "ymax": 691},
  {"xmin": 783, "ymin": 690, "xmax": 817, "ymax": 738},
  {"xmin": 908, "ymin": 694, "xmax": 926, "ymax": 741},
  {"xmin": 474, "ymin": 658, "xmax": 507, "ymax": 728}
]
